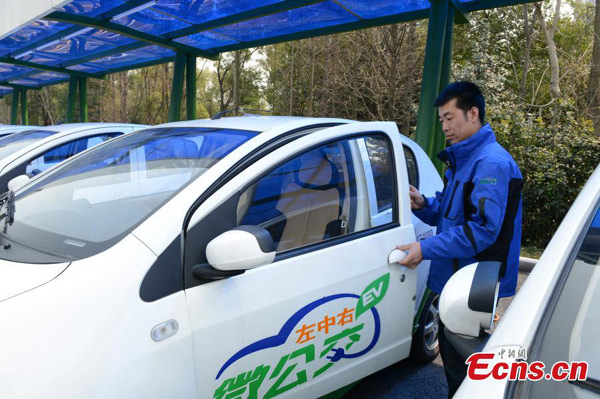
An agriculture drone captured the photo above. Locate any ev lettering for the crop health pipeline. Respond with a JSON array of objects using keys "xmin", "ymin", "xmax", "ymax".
[{"xmin": 213, "ymin": 274, "xmax": 390, "ymax": 399}]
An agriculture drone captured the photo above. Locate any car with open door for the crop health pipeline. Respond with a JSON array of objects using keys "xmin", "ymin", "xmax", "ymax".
[
  {"xmin": 439, "ymin": 163, "xmax": 600, "ymax": 398},
  {"xmin": 0, "ymin": 116, "xmax": 441, "ymax": 398}
]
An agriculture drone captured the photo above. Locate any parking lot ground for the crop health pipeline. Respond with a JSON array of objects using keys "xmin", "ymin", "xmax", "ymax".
[{"xmin": 346, "ymin": 271, "xmax": 530, "ymax": 399}]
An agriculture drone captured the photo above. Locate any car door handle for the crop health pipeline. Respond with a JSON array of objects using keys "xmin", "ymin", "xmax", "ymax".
[{"xmin": 388, "ymin": 249, "xmax": 408, "ymax": 264}]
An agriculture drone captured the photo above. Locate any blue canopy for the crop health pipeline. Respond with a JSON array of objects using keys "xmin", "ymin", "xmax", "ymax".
[{"xmin": 0, "ymin": 0, "xmax": 522, "ymax": 95}]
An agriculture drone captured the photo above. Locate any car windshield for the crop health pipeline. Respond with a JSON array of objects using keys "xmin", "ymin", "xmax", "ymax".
[
  {"xmin": 0, "ymin": 130, "xmax": 57, "ymax": 160},
  {"xmin": 0, "ymin": 127, "xmax": 258, "ymax": 261}
]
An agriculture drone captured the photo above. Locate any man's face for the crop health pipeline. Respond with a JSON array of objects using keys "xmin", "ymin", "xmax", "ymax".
[{"xmin": 438, "ymin": 98, "xmax": 482, "ymax": 144}]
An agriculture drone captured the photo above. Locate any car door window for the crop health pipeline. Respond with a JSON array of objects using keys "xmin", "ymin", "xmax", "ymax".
[
  {"xmin": 236, "ymin": 134, "xmax": 397, "ymax": 253},
  {"xmin": 515, "ymin": 204, "xmax": 600, "ymax": 398},
  {"xmin": 403, "ymin": 145, "xmax": 419, "ymax": 189},
  {"xmin": 26, "ymin": 133, "xmax": 122, "ymax": 175}
]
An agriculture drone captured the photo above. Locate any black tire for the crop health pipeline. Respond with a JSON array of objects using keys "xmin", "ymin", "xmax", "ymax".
[{"xmin": 410, "ymin": 292, "xmax": 440, "ymax": 363}]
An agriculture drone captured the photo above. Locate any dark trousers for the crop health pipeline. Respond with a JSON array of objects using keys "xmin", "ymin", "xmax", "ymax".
[{"xmin": 438, "ymin": 320, "xmax": 468, "ymax": 398}]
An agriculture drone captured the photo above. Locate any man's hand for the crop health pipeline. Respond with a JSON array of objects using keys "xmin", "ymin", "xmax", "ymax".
[
  {"xmin": 396, "ymin": 242, "xmax": 423, "ymax": 269},
  {"xmin": 409, "ymin": 185, "xmax": 425, "ymax": 210}
]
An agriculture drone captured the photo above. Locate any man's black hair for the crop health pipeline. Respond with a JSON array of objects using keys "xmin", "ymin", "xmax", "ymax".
[{"xmin": 434, "ymin": 81, "xmax": 485, "ymax": 124}]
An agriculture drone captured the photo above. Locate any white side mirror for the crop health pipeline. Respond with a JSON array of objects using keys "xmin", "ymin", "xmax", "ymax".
[
  {"xmin": 439, "ymin": 261, "xmax": 501, "ymax": 337},
  {"xmin": 7, "ymin": 175, "xmax": 30, "ymax": 192},
  {"xmin": 206, "ymin": 225, "xmax": 276, "ymax": 271}
]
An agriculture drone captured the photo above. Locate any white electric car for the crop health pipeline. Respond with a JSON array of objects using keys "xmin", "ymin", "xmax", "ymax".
[
  {"xmin": 0, "ymin": 117, "xmax": 441, "ymax": 398},
  {"xmin": 0, "ymin": 125, "xmax": 42, "ymax": 138},
  {"xmin": 0, "ymin": 123, "xmax": 147, "ymax": 192},
  {"xmin": 440, "ymin": 163, "xmax": 600, "ymax": 399}
]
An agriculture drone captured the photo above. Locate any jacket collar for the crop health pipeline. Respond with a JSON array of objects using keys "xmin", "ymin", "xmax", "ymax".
[{"xmin": 437, "ymin": 123, "xmax": 496, "ymax": 166}]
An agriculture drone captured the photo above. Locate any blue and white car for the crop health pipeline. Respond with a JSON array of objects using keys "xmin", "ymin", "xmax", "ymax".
[
  {"xmin": 0, "ymin": 123, "xmax": 147, "ymax": 192},
  {"xmin": 0, "ymin": 117, "xmax": 441, "ymax": 398}
]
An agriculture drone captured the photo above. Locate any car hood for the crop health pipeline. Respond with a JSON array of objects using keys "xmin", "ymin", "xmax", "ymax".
[{"xmin": 0, "ymin": 260, "xmax": 69, "ymax": 302}]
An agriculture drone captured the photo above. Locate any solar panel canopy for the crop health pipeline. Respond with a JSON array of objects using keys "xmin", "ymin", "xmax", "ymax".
[{"xmin": 0, "ymin": 0, "xmax": 505, "ymax": 97}]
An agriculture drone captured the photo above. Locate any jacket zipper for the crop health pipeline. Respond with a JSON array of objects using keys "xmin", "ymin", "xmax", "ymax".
[{"xmin": 444, "ymin": 180, "xmax": 460, "ymax": 218}]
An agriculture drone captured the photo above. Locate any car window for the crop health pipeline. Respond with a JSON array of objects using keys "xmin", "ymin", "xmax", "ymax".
[
  {"xmin": 515, "ymin": 204, "xmax": 600, "ymax": 398},
  {"xmin": 403, "ymin": 145, "xmax": 419, "ymax": 189},
  {"xmin": 26, "ymin": 133, "xmax": 122, "ymax": 175},
  {"xmin": 3, "ymin": 127, "xmax": 258, "ymax": 261},
  {"xmin": 0, "ymin": 130, "xmax": 57, "ymax": 160},
  {"xmin": 236, "ymin": 134, "xmax": 397, "ymax": 253}
]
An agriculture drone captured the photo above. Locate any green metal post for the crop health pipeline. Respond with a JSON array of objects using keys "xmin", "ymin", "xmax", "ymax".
[
  {"xmin": 415, "ymin": 0, "xmax": 450, "ymax": 173},
  {"xmin": 66, "ymin": 75, "xmax": 78, "ymax": 123},
  {"xmin": 186, "ymin": 54, "xmax": 197, "ymax": 121},
  {"xmin": 20, "ymin": 89, "xmax": 28, "ymax": 125},
  {"xmin": 79, "ymin": 76, "xmax": 88, "ymax": 122},
  {"xmin": 431, "ymin": 2, "xmax": 456, "ymax": 175},
  {"xmin": 168, "ymin": 52, "xmax": 186, "ymax": 122},
  {"xmin": 10, "ymin": 90, "xmax": 20, "ymax": 125}
]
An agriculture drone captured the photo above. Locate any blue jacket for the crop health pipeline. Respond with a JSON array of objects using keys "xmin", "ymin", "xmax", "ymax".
[{"xmin": 414, "ymin": 124, "xmax": 523, "ymax": 298}]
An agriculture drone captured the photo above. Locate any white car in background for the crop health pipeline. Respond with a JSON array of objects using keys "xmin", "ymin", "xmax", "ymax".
[
  {"xmin": 0, "ymin": 117, "xmax": 442, "ymax": 398},
  {"xmin": 0, "ymin": 125, "xmax": 42, "ymax": 138},
  {"xmin": 0, "ymin": 123, "xmax": 147, "ymax": 192},
  {"xmin": 440, "ymin": 163, "xmax": 600, "ymax": 398}
]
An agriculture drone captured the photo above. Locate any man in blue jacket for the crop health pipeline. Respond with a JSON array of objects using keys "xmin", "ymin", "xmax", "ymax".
[{"xmin": 398, "ymin": 81, "xmax": 523, "ymax": 397}]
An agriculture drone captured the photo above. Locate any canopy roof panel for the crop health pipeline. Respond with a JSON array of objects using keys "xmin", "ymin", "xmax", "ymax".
[{"xmin": 0, "ymin": 0, "xmax": 531, "ymax": 96}]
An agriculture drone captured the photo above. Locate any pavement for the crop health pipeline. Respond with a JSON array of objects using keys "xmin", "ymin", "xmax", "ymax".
[{"xmin": 346, "ymin": 271, "xmax": 530, "ymax": 398}]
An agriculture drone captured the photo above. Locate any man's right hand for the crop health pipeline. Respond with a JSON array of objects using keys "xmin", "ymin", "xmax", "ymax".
[{"xmin": 409, "ymin": 185, "xmax": 425, "ymax": 210}]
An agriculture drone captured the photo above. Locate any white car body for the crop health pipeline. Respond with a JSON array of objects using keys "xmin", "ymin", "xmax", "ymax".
[
  {"xmin": 0, "ymin": 123, "xmax": 147, "ymax": 192},
  {"xmin": 0, "ymin": 117, "xmax": 442, "ymax": 398},
  {"xmin": 454, "ymin": 163, "xmax": 600, "ymax": 398},
  {"xmin": 0, "ymin": 125, "xmax": 41, "ymax": 138}
]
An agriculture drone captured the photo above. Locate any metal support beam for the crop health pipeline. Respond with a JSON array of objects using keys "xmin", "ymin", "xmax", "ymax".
[
  {"xmin": 79, "ymin": 76, "xmax": 88, "ymax": 123},
  {"xmin": 66, "ymin": 75, "xmax": 78, "ymax": 123},
  {"xmin": 415, "ymin": 0, "xmax": 451, "ymax": 174},
  {"xmin": 186, "ymin": 54, "xmax": 197, "ymax": 121},
  {"xmin": 10, "ymin": 90, "xmax": 19, "ymax": 125},
  {"xmin": 20, "ymin": 89, "xmax": 28, "ymax": 125},
  {"xmin": 0, "ymin": 81, "xmax": 41, "ymax": 91},
  {"xmin": 165, "ymin": 0, "xmax": 326, "ymax": 39},
  {"xmin": 168, "ymin": 52, "xmax": 186, "ymax": 123},
  {"xmin": 0, "ymin": 57, "xmax": 103, "ymax": 79},
  {"xmin": 450, "ymin": 0, "xmax": 470, "ymax": 24},
  {"xmin": 45, "ymin": 11, "xmax": 218, "ymax": 60},
  {"xmin": 431, "ymin": 3, "xmax": 456, "ymax": 174}
]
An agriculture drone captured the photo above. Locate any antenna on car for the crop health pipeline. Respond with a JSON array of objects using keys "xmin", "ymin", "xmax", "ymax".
[{"xmin": 211, "ymin": 108, "xmax": 273, "ymax": 120}]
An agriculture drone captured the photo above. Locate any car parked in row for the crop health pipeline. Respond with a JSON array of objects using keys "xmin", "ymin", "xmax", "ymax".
[
  {"xmin": 0, "ymin": 117, "xmax": 442, "ymax": 398},
  {"xmin": 0, "ymin": 123, "xmax": 147, "ymax": 192},
  {"xmin": 0, "ymin": 125, "xmax": 41, "ymax": 138}
]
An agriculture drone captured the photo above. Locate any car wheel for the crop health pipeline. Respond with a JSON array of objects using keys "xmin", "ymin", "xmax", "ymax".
[{"xmin": 410, "ymin": 292, "xmax": 440, "ymax": 363}]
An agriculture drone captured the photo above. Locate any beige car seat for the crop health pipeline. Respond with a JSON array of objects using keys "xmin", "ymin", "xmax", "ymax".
[{"xmin": 275, "ymin": 154, "xmax": 341, "ymax": 252}]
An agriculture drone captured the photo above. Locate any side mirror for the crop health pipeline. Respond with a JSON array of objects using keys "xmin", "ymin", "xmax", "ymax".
[
  {"xmin": 439, "ymin": 261, "xmax": 501, "ymax": 337},
  {"xmin": 206, "ymin": 225, "xmax": 276, "ymax": 271},
  {"xmin": 7, "ymin": 174, "xmax": 30, "ymax": 192}
]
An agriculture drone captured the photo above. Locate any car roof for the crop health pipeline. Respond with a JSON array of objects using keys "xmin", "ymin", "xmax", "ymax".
[
  {"xmin": 23, "ymin": 123, "xmax": 147, "ymax": 134},
  {"xmin": 154, "ymin": 116, "xmax": 352, "ymax": 132},
  {"xmin": 0, "ymin": 125, "xmax": 41, "ymax": 133}
]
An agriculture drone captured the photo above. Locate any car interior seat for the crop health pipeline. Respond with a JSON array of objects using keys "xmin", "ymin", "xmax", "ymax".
[{"xmin": 275, "ymin": 152, "xmax": 344, "ymax": 252}]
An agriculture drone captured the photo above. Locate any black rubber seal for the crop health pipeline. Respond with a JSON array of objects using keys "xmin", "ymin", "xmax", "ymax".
[
  {"xmin": 232, "ymin": 225, "xmax": 275, "ymax": 253},
  {"xmin": 467, "ymin": 261, "xmax": 501, "ymax": 313}
]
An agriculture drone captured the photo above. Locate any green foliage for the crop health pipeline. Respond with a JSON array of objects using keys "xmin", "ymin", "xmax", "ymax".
[{"xmin": 490, "ymin": 104, "xmax": 600, "ymax": 247}]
